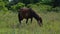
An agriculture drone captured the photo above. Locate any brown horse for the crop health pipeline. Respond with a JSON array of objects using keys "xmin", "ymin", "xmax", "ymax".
[{"xmin": 18, "ymin": 7, "xmax": 42, "ymax": 26}]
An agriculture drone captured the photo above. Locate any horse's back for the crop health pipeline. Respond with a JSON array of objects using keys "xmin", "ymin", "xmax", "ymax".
[{"xmin": 18, "ymin": 7, "xmax": 31, "ymax": 18}]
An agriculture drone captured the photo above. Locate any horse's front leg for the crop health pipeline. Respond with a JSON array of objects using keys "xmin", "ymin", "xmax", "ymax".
[
  {"xmin": 31, "ymin": 17, "xmax": 33, "ymax": 23},
  {"xmin": 26, "ymin": 18, "xmax": 28, "ymax": 24}
]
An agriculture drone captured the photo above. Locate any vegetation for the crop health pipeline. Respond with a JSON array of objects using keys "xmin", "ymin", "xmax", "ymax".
[{"xmin": 0, "ymin": 0, "xmax": 60, "ymax": 34}]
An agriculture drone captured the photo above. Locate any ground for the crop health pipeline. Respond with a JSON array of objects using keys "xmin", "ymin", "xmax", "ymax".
[{"xmin": 0, "ymin": 4, "xmax": 60, "ymax": 34}]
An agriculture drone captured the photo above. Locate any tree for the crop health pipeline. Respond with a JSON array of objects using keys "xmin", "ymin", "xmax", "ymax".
[{"xmin": 52, "ymin": 0, "xmax": 60, "ymax": 8}]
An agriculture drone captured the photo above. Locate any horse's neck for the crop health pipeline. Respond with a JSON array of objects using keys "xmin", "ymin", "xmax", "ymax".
[
  {"xmin": 32, "ymin": 11, "xmax": 40, "ymax": 20},
  {"xmin": 34, "ymin": 14, "xmax": 39, "ymax": 20},
  {"xmin": 33, "ymin": 12, "xmax": 42, "ymax": 23}
]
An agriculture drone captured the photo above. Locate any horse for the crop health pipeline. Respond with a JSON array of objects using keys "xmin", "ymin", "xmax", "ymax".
[{"xmin": 18, "ymin": 7, "xmax": 42, "ymax": 26}]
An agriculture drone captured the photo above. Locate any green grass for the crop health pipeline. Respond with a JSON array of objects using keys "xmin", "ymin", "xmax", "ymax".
[{"xmin": 0, "ymin": 4, "xmax": 60, "ymax": 34}]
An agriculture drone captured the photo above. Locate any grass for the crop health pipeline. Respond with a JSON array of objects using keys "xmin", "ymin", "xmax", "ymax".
[{"xmin": 0, "ymin": 4, "xmax": 60, "ymax": 34}]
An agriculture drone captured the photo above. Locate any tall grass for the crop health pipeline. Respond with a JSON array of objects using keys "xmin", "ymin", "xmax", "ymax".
[{"xmin": 0, "ymin": 4, "xmax": 60, "ymax": 34}]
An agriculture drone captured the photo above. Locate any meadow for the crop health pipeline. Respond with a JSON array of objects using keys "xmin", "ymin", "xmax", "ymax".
[{"xmin": 0, "ymin": 4, "xmax": 60, "ymax": 34}]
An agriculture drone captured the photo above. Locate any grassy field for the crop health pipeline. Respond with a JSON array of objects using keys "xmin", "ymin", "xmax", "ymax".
[{"xmin": 0, "ymin": 4, "xmax": 60, "ymax": 34}]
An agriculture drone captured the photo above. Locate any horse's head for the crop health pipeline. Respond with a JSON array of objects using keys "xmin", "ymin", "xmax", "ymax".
[
  {"xmin": 37, "ymin": 17, "xmax": 43, "ymax": 26},
  {"xmin": 30, "ymin": 9, "xmax": 43, "ymax": 26}
]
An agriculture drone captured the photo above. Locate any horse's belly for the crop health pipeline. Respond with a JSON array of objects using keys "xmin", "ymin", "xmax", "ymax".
[{"xmin": 22, "ymin": 13, "xmax": 29, "ymax": 18}]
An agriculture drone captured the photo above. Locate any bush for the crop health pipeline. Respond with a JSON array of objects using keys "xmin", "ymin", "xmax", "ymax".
[{"xmin": 11, "ymin": 3, "xmax": 25, "ymax": 11}]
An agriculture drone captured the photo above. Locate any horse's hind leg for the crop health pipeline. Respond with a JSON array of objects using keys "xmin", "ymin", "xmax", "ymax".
[
  {"xmin": 18, "ymin": 17, "xmax": 23, "ymax": 24},
  {"xmin": 26, "ymin": 18, "xmax": 28, "ymax": 24},
  {"xmin": 17, "ymin": 15, "xmax": 23, "ymax": 27},
  {"xmin": 18, "ymin": 14, "xmax": 23, "ymax": 24}
]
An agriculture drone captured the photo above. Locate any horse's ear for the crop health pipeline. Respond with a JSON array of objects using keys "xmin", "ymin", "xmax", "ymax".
[
  {"xmin": 18, "ymin": 9, "xmax": 21, "ymax": 13},
  {"xmin": 18, "ymin": 9, "xmax": 20, "ymax": 11},
  {"xmin": 29, "ymin": 8, "xmax": 32, "ymax": 10},
  {"xmin": 18, "ymin": 8, "xmax": 21, "ymax": 11},
  {"xmin": 29, "ymin": 8, "xmax": 33, "ymax": 11}
]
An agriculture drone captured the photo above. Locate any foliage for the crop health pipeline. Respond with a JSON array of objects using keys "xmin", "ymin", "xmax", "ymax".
[
  {"xmin": 0, "ymin": 0, "xmax": 60, "ymax": 11},
  {"xmin": 11, "ymin": 3, "xmax": 25, "ymax": 11},
  {"xmin": 0, "ymin": 4, "xmax": 60, "ymax": 34}
]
